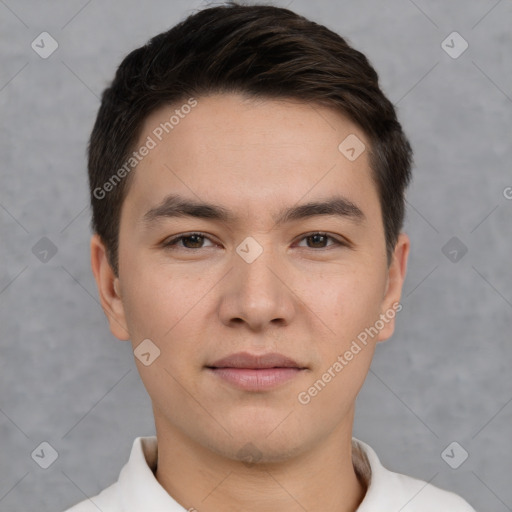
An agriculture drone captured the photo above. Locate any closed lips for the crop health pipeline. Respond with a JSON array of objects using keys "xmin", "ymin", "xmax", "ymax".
[
  {"xmin": 207, "ymin": 352, "xmax": 306, "ymax": 369},
  {"xmin": 206, "ymin": 352, "xmax": 308, "ymax": 391}
]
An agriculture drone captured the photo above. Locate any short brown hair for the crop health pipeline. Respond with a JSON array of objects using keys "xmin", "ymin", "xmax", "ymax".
[{"xmin": 88, "ymin": 2, "xmax": 413, "ymax": 276}]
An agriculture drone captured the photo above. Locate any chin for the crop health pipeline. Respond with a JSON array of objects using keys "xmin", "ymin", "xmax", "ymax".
[
  {"xmin": 201, "ymin": 418, "xmax": 312, "ymax": 464},
  {"xmin": 212, "ymin": 436, "xmax": 307, "ymax": 466}
]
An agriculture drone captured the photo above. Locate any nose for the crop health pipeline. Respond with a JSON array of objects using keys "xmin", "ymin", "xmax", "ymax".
[{"xmin": 217, "ymin": 240, "xmax": 296, "ymax": 332}]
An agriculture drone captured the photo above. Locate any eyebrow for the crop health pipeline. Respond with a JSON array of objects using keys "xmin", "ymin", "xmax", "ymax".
[{"xmin": 141, "ymin": 193, "xmax": 365, "ymax": 228}]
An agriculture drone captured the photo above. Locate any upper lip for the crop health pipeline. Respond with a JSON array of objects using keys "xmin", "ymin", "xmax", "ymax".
[{"xmin": 207, "ymin": 352, "xmax": 304, "ymax": 369}]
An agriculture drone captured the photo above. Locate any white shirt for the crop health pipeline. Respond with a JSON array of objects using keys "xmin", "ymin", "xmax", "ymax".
[{"xmin": 63, "ymin": 436, "xmax": 476, "ymax": 511}]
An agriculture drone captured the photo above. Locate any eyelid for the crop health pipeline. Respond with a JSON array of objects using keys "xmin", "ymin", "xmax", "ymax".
[
  {"xmin": 161, "ymin": 231, "xmax": 349, "ymax": 250},
  {"xmin": 294, "ymin": 231, "xmax": 348, "ymax": 248},
  {"xmin": 162, "ymin": 231, "xmax": 217, "ymax": 249}
]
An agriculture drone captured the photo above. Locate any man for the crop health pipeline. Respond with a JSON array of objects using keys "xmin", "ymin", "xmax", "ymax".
[{"xmin": 64, "ymin": 2, "xmax": 476, "ymax": 510}]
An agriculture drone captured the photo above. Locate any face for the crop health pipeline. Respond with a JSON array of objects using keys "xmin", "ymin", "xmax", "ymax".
[{"xmin": 91, "ymin": 93, "xmax": 409, "ymax": 463}]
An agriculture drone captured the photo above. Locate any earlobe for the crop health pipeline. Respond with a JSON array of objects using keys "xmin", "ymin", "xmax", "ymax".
[
  {"xmin": 376, "ymin": 232, "xmax": 410, "ymax": 342},
  {"xmin": 90, "ymin": 234, "xmax": 130, "ymax": 341}
]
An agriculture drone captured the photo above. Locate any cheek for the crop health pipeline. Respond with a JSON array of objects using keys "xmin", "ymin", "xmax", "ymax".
[
  {"xmin": 298, "ymin": 343, "xmax": 375, "ymax": 428},
  {"xmin": 296, "ymin": 273, "xmax": 382, "ymax": 417},
  {"xmin": 120, "ymin": 268, "xmax": 209, "ymax": 407},
  {"xmin": 121, "ymin": 257, "xmax": 208, "ymax": 343},
  {"xmin": 307, "ymin": 265, "xmax": 387, "ymax": 340}
]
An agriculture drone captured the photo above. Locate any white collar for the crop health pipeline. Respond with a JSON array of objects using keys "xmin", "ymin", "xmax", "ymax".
[{"xmin": 102, "ymin": 435, "xmax": 474, "ymax": 511}]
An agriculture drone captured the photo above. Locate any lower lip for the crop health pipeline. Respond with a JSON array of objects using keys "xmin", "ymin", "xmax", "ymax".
[{"xmin": 207, "ymin": 367, "xmax": 303, "ymax": 391}]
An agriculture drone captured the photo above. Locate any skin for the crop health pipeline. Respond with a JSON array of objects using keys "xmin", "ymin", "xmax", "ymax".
[{"xmin": 91, "ymin": 93, "xmax": 409, "ymax": 512}]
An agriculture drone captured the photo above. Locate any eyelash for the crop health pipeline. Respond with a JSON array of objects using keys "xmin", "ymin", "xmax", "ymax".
[{"xmin": 161, "ymin": 232, "xmax": 347, "ymax": 251}]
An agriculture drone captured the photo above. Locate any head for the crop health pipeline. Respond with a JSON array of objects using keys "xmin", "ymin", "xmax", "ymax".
[{"xmin": 89, "ymin": 3, "xmax": 412, "ymax": 463}]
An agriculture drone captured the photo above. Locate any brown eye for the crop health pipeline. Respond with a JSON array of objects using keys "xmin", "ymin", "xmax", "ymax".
[
  {"xmin": 306, "ymin": 234, "xmax": 329, "ymax": 248},
  {"xmin": 162, "ymin": 233, "xmax": 215, "ymax": 250},
  {"xmin": 297, "ymin": 232, "xmax": 344, "ymax": 249}
]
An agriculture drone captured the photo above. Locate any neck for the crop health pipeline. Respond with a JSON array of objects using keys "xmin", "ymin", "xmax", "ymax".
[{"xmin": 153, "ymin": 413, "xmax": 367, "ymax": 512}]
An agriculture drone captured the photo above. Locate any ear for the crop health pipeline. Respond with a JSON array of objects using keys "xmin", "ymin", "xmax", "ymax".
[
  {"xmin": 90, "ymin": 233, "xmax": 130, "ymax": 341},
  {"xmin": 376, "ymin": 232, "xmax": 410, "ymax": 342}
]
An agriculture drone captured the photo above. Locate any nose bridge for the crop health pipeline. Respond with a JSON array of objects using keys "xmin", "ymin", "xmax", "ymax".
[
  {"xmin": 219, "ymin": 234, "xmax": 294, "ymax": 329},
  {"xmin": 236, "ymin": 235, "xmax": 282, "ymax": 300}
]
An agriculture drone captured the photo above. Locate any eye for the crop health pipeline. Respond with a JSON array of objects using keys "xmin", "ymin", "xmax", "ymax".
[
  {"xmin": 295, "ymin": 232, "xmax": 346, "ymax": 249},
  {"xmin": 162, "ymin": 232, "xmax": 216, "ymax": 250},
  {"xmin": 161, "ymin": 231, "xmax": 347, "ymax": 251}
]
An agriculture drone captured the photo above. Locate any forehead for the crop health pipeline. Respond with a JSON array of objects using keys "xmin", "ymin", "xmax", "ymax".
[{"xmin": 121, "ymin": 93, "xmax": 381, "ymax": 228}]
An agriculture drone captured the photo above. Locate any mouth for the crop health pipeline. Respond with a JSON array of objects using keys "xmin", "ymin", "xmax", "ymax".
[{"xmin": 205, "ymin": 352, "xmax": 307, "ymax": 391}]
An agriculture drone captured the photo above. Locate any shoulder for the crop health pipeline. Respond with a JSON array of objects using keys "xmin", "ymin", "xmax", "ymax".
[
  {"xmin": 60, "ymin": 435, "xmax": 160, "ymax": 512},
  {"xmin": 353, "ymin": 439, "xmax": 477, "ymax": 512},
  {"xmin": 389, "ymin": 470, "xmax": 477, "ymax": 511},
  {"xmin": 60, "ymin": 481, "xmax": 121, "ymax": 512}
]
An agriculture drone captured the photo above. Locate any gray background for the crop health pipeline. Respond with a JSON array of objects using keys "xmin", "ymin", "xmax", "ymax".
[{"xmin": 1, "ymin": 0, "xmax": 511, "ymax": 511}]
